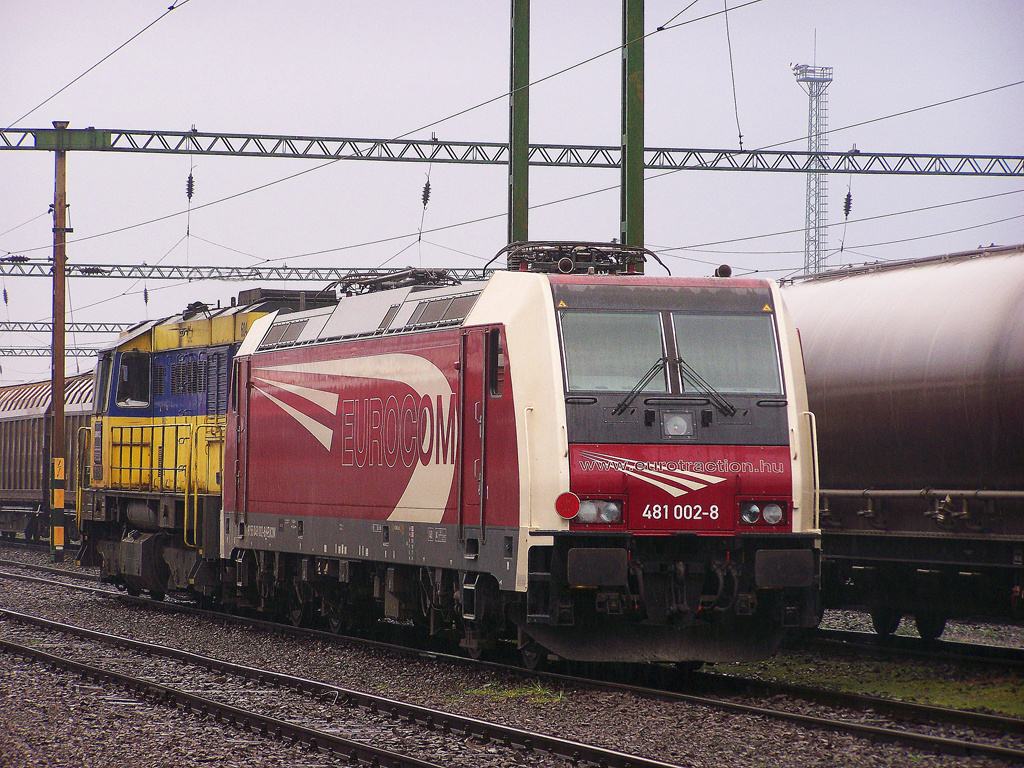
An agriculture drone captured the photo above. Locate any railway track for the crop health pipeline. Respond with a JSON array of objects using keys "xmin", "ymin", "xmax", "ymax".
[
  {"xmin": 2, "ymin": 563, "xmax": 1023, "ymax": 763},
  {"xmin": 807, "ymin": 627, "xmax": 1024, "ymax": 672},
  {"xmin": 0, "ymin": 609, "xmax": 681, "ymax": 768}
]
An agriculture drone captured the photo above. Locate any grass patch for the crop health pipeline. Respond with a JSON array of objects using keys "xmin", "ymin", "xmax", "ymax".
[
  {"xmin": 466, "ymin": 680, "xmax": 566, "ymax": 704},
  {"xmin": 723, "ymin": 653, "xmax": 1024, "ymax": 718}
]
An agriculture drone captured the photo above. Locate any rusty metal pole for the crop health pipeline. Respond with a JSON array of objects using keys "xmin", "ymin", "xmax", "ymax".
[{"xmin": 50, "ymin": 120, "xmax": 69, "ymax": 562}]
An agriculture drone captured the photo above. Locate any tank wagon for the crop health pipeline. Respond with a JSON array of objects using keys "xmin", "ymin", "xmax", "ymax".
[
  {"xmin": 782, "ymin": 244, "xmax": 1024, "ymax": 639},
  {"xmin": 77, "ymin": 289, "xmax": 335, "ymax": 598},
  {"xmin": 78, "ymin": 242, "xmax": 820, "ymax": 664},
  {"xmin": 0, "ymin": 373, "xmax": 93, "ymax": 540}
]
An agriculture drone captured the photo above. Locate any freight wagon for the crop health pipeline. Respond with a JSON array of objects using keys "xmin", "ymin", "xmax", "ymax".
[{"xmin": 0, "ymin": 373, "xmax": 93, "ymax": 540}]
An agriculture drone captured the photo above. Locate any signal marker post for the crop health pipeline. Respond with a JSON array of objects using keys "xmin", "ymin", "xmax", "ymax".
[
  {"xmin": 50, "ymin": 121, "xmax": 69, "ymax": 563},
  {"xmin": 35, "ymin": 122, "xmax": 109, "ymax": 562}
]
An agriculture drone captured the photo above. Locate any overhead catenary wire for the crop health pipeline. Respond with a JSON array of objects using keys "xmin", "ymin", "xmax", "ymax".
[
  {"xmin": 3, "ymin": 1, "xmax": 193, "ymax": 130},
  {"xmin": 653, "ymin": 187, "xmax": 1024, "ymax": 256},
  {"xmin": 388, "ymin": 0, "xmax": 766, "ymax": 144},
  {"xmin": 722, "ymin": 0, "xmax": 744, "ymax": 150},
  {"xmin": 710, "ymin": 211, "xmax": 1024, "ymax": 279},
  {"xmin": 1, "ymin": 1, "xmax": 1020, "ymax": 344},
  {"xmin": 0, "ymin": 211, "xmax": 50, "ymax": 241},
  {"xmin": 7, "ymin": 71, "xmax": 1021, "ymax": 268},
  {"xmin": 657, "ymin": 1, "xmax": 703, "ymax": 32}
]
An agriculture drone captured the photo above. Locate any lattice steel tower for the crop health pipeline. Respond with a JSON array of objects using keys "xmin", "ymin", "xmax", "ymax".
[{"xmin": 792, "ymin": 64, "xmax": 833, "ymax": 273}]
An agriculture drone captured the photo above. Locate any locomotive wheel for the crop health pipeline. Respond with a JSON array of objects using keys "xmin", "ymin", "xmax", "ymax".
[
  {"xmin": 870, "ymin": 606, "xmax": 902, "ymax": 636},
  {"xmin": 285, "ymin": 591, "xmax": 308, "ymax": 628},
  {"xmin": 914, "ymin": 611, "xmax": 947, "ymax": 641}
]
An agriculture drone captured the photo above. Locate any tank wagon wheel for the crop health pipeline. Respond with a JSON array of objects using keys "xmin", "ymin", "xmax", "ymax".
[
  {"xmin": 914, "ymin": 611, "xmax": 947, "ymax": 641},
  {"xmin": 519, "ymin": 641, "xmax": 547, "ymax": 671},
  {"xmin": 150, "ymin": 591, "xmax": 165, "ymax": 602},
  {"xmin": 869, "ymin": 606, "xmax": 902, "ymax": 637}
]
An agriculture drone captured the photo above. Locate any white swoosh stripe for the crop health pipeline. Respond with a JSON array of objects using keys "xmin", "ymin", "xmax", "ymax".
[
  {"xmin": 253, "ymin": 375, "xmax": 339, "ymax": 414},
  {"xmin": 620, "ymin": 468, "xmax": 692, "ymax": 498},
  {"xmin": 255, "ymin": 354, "xmax": 454, "ymax": 524},
  {"xmin": 633, "ymin": 467, "xmax": 707, "ymax": 491},
  {"xmin": 255, "ymin": 385, "xmax": 334, "ymax": 451}
]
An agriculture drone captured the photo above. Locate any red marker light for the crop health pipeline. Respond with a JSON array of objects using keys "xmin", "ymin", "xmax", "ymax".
[{"xmin": 555, "ymin": 492, "xmax": 581, "ymax": 519}]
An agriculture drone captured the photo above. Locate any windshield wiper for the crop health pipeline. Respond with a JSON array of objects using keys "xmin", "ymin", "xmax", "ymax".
[
  {"xmin": 675, "ymin": 356, "xmax": 736, "ymax": 417},
  {"xmin": 612, "ymin": 357, "xmax": 667, "ymax": 415}
]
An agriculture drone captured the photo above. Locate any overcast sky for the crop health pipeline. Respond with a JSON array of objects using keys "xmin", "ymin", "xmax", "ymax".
[{"xmin": 1, "ymin": 0, "xmax": 1022, "ymax": 384}]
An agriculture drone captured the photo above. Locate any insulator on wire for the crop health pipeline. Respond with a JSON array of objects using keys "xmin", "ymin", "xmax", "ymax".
[
  {"xmin": 143, "ymin": 287, "xmax": 149, "ymax": 305},
  {"xmin": 843, "ymin": 190, "xmax": 853, "ymax": 219},
  {"xmin": 2, "ymin": 287, "xmax": 7, "ymax": 305},
  {"xmin": 421, "ymin": 180, "xmax": 431, "ymax": 207},
  {"xmin": 186, "ymin": 173, "xmax": 195, "ymax": 201}
]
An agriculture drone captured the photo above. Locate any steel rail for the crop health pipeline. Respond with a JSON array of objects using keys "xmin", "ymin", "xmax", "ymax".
[
  {"xmin": 0, "ymin": 559, "xmax": 101, "ymax": 582},
  {"xmin": 808, "ymin": 628, "xmax": 1024, "ymax": 674},
  {"xmin": 705, "ymin": 667, "xmax": 1024, "ymax": 736},
  {"xmin": 0, "ymin": 636, "xmax": 443, "ymax": 768},
  {"xmin": 0, "ymin": 608, "xmax": 683, "ymax": 768}
]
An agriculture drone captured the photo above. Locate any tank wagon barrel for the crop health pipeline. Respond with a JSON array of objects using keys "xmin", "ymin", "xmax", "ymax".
[
  {"xmin": 782, "ymin": 243, "xmax": 1024, "ymax": 637},
  {"xmin": 75, "ymin": 244, "xmax": 821, "ymax": 665}
]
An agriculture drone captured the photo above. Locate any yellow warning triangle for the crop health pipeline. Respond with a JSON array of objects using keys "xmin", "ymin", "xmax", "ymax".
[
  {"xmin": 762, "ymin": 304, "xmax": 772, "ymax": 312},
  {"xmin": 557, "ymin": 300, "xmax": 567, "ymax": 308}
]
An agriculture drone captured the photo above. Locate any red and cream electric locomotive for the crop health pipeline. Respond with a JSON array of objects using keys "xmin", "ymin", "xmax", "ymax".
[{"xmin": 221, "ymin": 242, "xmax": 820, "ymax": 663}]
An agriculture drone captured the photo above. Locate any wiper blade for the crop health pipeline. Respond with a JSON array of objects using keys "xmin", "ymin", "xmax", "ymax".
[
  {"xmin": 612, "ymin": 357, "xmax": 667, "ymax": 416},
  {"xmin": 675, "ymin": 356, "xmax": 737, "ymax": 417}
]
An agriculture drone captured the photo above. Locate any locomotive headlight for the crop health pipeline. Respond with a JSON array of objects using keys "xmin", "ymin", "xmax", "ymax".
[
  {"xmin": 577, "ymin": 500, "xmax": 600, "ymax": 523},
  {"xmin": 576, "ymin": 500, "xmax": 623, "ymax": 525},
  {"xmin": 740, "ymin": 502, "xmax": 761, "ymax": 524},
  {"xmin": 762, "ymin": 503, "xmax": 784, "ymax": 525},
  {"xmin": 662, "ymin": 411, "xmax": 695, "ymax": 437},
  {"xmin": 598, "ymin": 501, "xmax": 622, "ymax": 524}
]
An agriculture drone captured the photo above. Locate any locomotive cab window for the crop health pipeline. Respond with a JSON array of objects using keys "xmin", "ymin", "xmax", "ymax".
[
  {"xmin": 559, "ymin": 311, "xmax": 667, "ymax": 392},
  {"xmin": 114, "ymin": 351, "xmax": 151, "ymax": 408},
  {"xmin": 488, "ymin": 327, "xmax": 505, "ymax": 398},
  {"xmin": 672, "ymin": 313, "xmax": 783, "ymax": 394},
  {"xmin": 94, "ymin": 353, "xmax": 113, "ymax": 414}
]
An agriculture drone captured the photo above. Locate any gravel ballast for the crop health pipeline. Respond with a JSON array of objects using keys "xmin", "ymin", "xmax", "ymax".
[{"xmin": 0, "ymin": 548, "xmax": 1019, "ymax": 768}]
